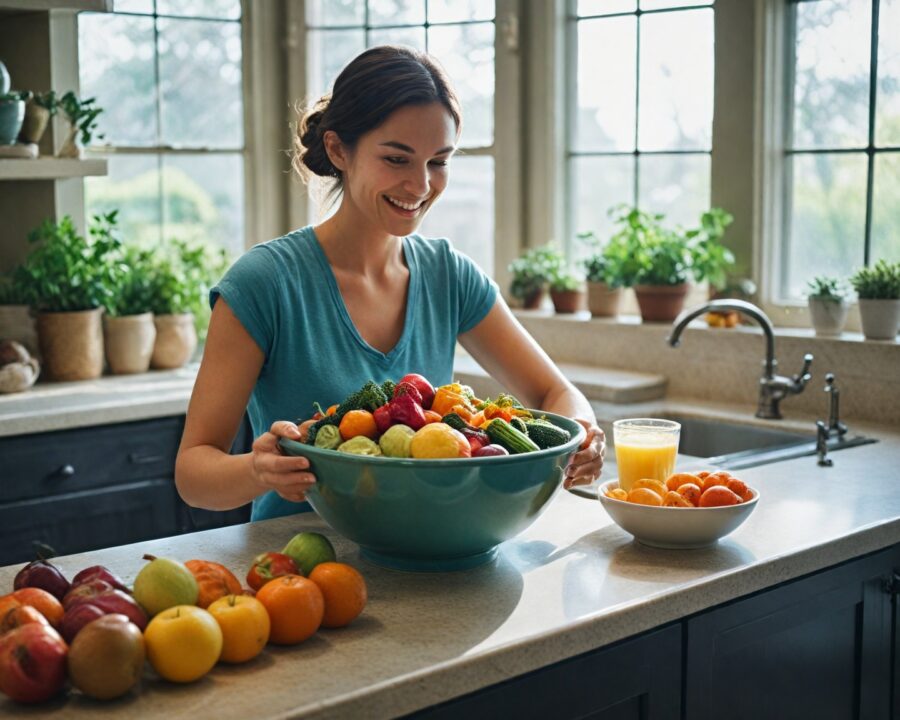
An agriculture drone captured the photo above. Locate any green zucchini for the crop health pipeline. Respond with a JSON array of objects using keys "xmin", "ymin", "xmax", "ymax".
[
  {"xmin": 441, "ymin": 412, "xmax": 469, "ymax": 432},
  {"xmin": 523, "ymin": 419, "xmax": 571, "ymax": 449},
  {"xmin": 485, "ymin": 418, "xmax": 540, "ymax": 454},
  {"xmin": 510, "ymin": 416, "xmax": 529, "ymax": 434}
]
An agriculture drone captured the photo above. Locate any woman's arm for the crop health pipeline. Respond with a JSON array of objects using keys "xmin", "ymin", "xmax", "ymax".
[
  {"xmin": 458, "ymin": 298, "xmax": 605, "ymax": 486},
  {"xmin": 175, "ymin": 298, "xmax": 315, "ymax": 510}
]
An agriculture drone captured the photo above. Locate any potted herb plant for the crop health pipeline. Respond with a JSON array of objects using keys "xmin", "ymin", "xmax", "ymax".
[
  {"xmin": 578, "ymin": 231, "xmax": 624, "ymax": 317},
  {"xmin": 19, "ymin": 90, "xmax": 57, "ymax": 147},
  {"xmin": 548, "ymin": 266, "xmax": 585, "ymax": 314},
  {"xmin": 147, "ymin": 238, "xmax": 229, "ymax": 369},
  {"xmin": 806, "ymin": 275, "xmax": 850, "ymax": 337},
  {"xmin": 104, "ymin": 238, "xmax": 158, "ymax": 375},
  {"xmin": 57, "ymin": 91, "xmax": 103, "ymax": 158},
  {"xmin": 0, "ymin": 268, "xmax": 39, "ymax": 357},
  {"xmin": 508, "ymin": 244, "xmax": 565, "ymax": 310},
  {"xmin": 18, "ymin": 213, "xmax": 120, "ymax": 380},
  {"xmin": 849, "ymin": 260, "xmax": 900, "ymax": 340}
]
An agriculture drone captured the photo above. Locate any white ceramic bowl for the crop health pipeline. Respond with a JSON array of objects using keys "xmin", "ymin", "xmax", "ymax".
[{"xmin": 597, "ymin": 480, "xmax": 759, "ymax": 549}]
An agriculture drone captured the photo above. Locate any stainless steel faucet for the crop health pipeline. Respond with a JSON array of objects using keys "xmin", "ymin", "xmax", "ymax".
[
  {"xmin": 667, "ymin": 299, "xmax": 813, "ymax": 420},
  {"xmin": 816, "ymin": 373, "xmax": 849, "ymax": 466}
]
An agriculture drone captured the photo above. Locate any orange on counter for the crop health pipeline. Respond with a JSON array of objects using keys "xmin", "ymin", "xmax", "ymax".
[
  {"xmin": 308, "ymin": 563, "xmax": 367, "ymax": 629},
  {"xmin": 255, "ymin": 574, "xmax": 324, "ymax": 645},
  {"xmin": 207, "ymin": 594, "xmax": 270, "ymax": 663},
  {"xmin": 8, "ymin": 588, "xmax": 64, "ymax": 628}
]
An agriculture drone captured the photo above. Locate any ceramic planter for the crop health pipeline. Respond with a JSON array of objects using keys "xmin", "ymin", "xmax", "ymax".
[
  {"xmin": 808, "ymin": 297, "xmax": 849, "ymax": 337},
  {"xmin": 857, "ymin": 299, "xmax": 900, "ymax": 341},
  {"xmin": 587, "ymin": 282, "xmax": 623, "ymax": 318},
  {"xmin": 521, "ymin": 287, "xmax": 545, "ymax": 310},
  {"xmin": 550, "ymin": 289, "xmax": 585, "ymax": 314},
  {"xmin": 18, "ymin": 101, "xmax": 50, "ymax": 145},
  {"xmin": 0, "ymin": 305, "xmax": 39, "ymax": 358},
  {"xmin": 36, "ymin": 307, "xmax": 104, "ymax": 381},
  {"xmin": 151, "ymin": 313, "xmax": 197, "ymax": 369},
  {"xmin": 104, "ymin": 313, "xmax": 156, "ymax": 374},
  {"xmin": 57, "ymin": 125, "xmax": 82, "ymax": 158},
  {"xmin": 0, "ymin": 99, "xmax": 24, "ymax": 145},
  {"xmin": 633, "ymin": 283, "xmax": 690, "ymax": 323}
]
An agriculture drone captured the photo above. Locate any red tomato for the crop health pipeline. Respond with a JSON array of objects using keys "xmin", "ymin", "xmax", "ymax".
[
  {"xmin": 398, "ymin": 373, "xmax": 436, "ymax": 409},
  {"xmin": 246, "ymin": 552, "xmax": 300, "ymax": 591}
]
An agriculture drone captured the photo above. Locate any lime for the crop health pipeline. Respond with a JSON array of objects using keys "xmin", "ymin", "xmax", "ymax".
[{"xmin": 282, "ymin": 532, "xmax": 336, "ymax": 576}]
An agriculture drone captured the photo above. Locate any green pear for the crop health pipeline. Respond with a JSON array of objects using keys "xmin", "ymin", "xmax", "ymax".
[
  {"xmin": 133, "ymin": 554, "xmax": 198, "ymax": 617},
  {"xmin": 282, "ymin": 532, "xmax": 336, "ymax": 576}
]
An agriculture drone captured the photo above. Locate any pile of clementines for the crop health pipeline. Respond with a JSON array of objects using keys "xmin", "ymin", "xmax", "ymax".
[{"xmin": 606, "ymin": 470, "xmax": 755, "ymax": 508}]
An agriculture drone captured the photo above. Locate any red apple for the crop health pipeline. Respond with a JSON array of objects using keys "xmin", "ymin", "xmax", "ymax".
[
  {"xmin": 71, "ymin": 566, "xmax": 130, "ymax": 594},
  {"xmin": 62, "ymin": 579, "xmax": 114, "ymax": 610},
  {"xmin": 13, "ymin": 561, "xmax": 70, "ymax": 602},
  {"xmin": 87, "ymin": 590, "xmax": 147, "ymax": 632},
  {"xmin": 59, "ymin": 604, "xmax": 106, "ymax": 644},
  {"xmin": 0, "ymin": 623, "xmax": 67, "ymax": 704}
]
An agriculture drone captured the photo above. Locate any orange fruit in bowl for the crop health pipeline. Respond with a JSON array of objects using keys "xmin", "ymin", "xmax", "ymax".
[
  {"xmin": 605, "ymin": 487, "xmax": 628, "ymax": 501},
  {"xmin": 665, "ymin": 472, "xmax": 701, "ymax": 492},
  {"xmin": 339, "ymin": 410, "xmax": 378, "ymax": 441},
  {"xmin": 410, "ymin": 423, "xmax": 470, "ymax": 459},
  {"xmin": 255, "ymin": 574, "xmax": 324, "ymax": 645},
  {"xmin": 207, "ymin": 594, "xmax": 270, "ymax": 663},
  {"xmin": 702, "ymin": 471, "xmax": 733, "ymax": 491},
  {"xmin": 308, "ymin": 562, "xmax": 368, "ymax": 629},
  {"xmin": 676, "ymin": 483, "xmax": 702, "ymax": 507},
  {"xmin": 627, "ymin": 487, "xmax": 664, "ymax": 506},
  {"xmin": 663, "ymin": 490, "xmax": 694, "ymax": 507},
  {"xmin": 632, "ymin": 478, "xmax": 668, "ymax": 499},
  {"xmin": 725, "ymin": 477, "xmax": 753, "ymax": 502},
  {"xmin": 699, "ymin": 485, "xmax": 742, "ymax": 507}
]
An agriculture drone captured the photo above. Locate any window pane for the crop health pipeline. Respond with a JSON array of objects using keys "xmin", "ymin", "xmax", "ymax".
[
  {"xmin": 156, "ymin": 0, "xmax": 240, "ymax": 19},
  {"xmin": 428, "ymin": 0, "xmax": 494, "ymax": 23},
  {"xmin": 872, "ymin": 154, "xmax": 900, "ymax": 263},
  {"xmin": 114, "ymin": 0, "xmax": 153, "ymax": 13},
  {"xmin": 368, "ymin": 26, "xmax": 426, "ymax": 51},
  {"xmin": 306, "ymin": 29, "xmax": 366, "ymax": 100},
  {"xmin": 640, "ymin": 0, "xmax": 712, "ymax": 9},
  {"xmin": 791, "ymin": 0, "xmax": 871, "ymax": 150},
  {"xmin": 784, "ymin": 153, "xmax": 867, "ymax": 298},
  {"xmin": 637, "ymin": 153, "xmax": 710, "ymax": 229},
  {"xmin": 368, "ymin": 0, "xmax": 424, "ymax": 26},
  {"xmin": 419, "ymin": 156, "xmax": 494, "ymax": 276},
  {"xmin": 306, "ymin": 0, "xmax": 364, "ymax": 26},
  {"xmin": 575, "ymin": 16, "xmax": 636, "ymax": 152},
  {"xmin": 577, "ymin": 0, "xmax": 636, "ymax": 15},
  {"xmin": 427, "ymin": 23, "xmax": 494, "ymax": 148},
  {"xmin": 85, "ymin": 154, "xmax": 162, "ymax": 246},
  {"xmin": 158, "ymin": 18, "xmax": 243, "ymax": 148},
  {"xmin": 162, "ymin": 154, "xmax": 244, "ymax": 255},
  {"xmin": 571, "ymin": 155, "xmax": 635, "ymax": 250},
  {"xmin": 79, "ymin": 14, "xmax": 157, "ymax": 146},
  {"xmin": 638, "ymin": 9, "xmax": 713, "ymax": 151},
  {"xmin": 876, "ymin": 0, "xmax": 900, "ymax": 146}
]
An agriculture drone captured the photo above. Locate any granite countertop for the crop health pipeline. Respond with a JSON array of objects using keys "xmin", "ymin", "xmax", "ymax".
[{"xmin": 1, "ymin": 427, "xmax": 898, "ymax": 719}]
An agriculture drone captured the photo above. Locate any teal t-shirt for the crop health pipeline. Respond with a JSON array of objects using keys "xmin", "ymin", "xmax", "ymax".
[{"xmin": 210, "ymin": 226, "xmax": 498, "ymax": 521}]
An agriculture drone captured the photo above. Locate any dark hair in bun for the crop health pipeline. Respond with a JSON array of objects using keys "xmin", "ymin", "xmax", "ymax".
[{"xmin": 292, "ymin": 45, "xmax": 462, "ymax": 192}]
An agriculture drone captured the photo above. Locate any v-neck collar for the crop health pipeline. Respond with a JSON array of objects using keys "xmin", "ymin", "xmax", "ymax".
[{"xmin": 308, "ymin": 228, "xmax": 418, "ymax": 364}]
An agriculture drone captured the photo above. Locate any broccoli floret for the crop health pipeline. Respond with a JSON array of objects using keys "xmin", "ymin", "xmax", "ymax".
[
  {"xmin": 380, "ymin": 379, "xmax": 396, "ymax": 399},
  {"xmin": 336, "ymin": 380, "xmax": 388, "ymax": 416}
]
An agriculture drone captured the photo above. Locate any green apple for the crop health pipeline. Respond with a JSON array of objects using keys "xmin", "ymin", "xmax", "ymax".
[
  {"xmin": 133, "ymin": 555, "xmax": 198, "ymax": 617},
  {"xmin": 282, "ymin": 532, "xmax": 336, "ymax": 576}
]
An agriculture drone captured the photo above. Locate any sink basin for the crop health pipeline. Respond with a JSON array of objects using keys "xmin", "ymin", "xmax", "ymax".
[{"xmin": 659, "ymin": 414, "xmax": 811, "ymax": 458}]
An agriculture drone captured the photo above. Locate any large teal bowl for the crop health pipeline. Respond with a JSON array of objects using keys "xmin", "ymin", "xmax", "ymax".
[{"xmin": 279, "ymin": 411, "xmax": 585, "ymax": 572}]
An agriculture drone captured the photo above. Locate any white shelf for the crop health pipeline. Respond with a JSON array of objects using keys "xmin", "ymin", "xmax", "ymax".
[
  {"xmin": 0, "ymin": 0, "xmax": 112, "ymax": 13},
  {"xmin": 0, "ymin": 158, "xmax": 107, "ymax": 180}
]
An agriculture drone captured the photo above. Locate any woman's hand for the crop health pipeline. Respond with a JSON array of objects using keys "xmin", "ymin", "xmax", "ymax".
[
  {"xmin": 250, "ymin": 421, "xmax": 317, "ymax": 503},
  {"xmin": 563, "ymin": 419, "xmax": 606, "ymax": 489}
]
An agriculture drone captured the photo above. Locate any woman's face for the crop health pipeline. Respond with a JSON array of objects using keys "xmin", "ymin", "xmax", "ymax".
[{"xmin": 331, "ymin": 102, "xmax": 458, "ymax": 237}]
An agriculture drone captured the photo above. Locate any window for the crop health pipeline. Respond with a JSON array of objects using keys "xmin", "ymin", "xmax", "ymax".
[
  {"xmin": 567, "ymin": 0, "xmax": 715, "ymax": 257},
  {"xmin": 78, "ymin": 0, "xmax": 246, "ymax": 255},
  {"xmin": 780, "ymin": 0, "xmax": 900, "ymax": 300},
  {"xmin": 303, "ymin": 0, "xmax": 497, "ymax": 275}
]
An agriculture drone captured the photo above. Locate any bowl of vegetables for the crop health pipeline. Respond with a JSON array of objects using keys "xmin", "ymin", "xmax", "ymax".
[{"xmin": 279, "ymin": 375, "xmax": 585, "ymax": 572}]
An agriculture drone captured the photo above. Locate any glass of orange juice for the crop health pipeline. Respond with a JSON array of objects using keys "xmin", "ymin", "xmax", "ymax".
[{"xmin": 613, "ymin": 418, "xmax": 681, "ymax": 493}]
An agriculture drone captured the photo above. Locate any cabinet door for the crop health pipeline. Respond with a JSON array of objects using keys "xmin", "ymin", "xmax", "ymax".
[
  {"xmin": 686, "ymin": 547, "xmax": 896, "ymax": 720},
  {"xmin": 407, "ymin": 624, "xmax": 681, "ymax": 720},
  {"xmin": 0, "ymin": 480, "xmax": 180, "ymax": 566}
]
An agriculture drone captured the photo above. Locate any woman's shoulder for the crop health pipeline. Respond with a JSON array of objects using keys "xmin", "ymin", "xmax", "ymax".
[{"xmin": 227, "ymin": 227, "xmax": 318, "ymax": 275}]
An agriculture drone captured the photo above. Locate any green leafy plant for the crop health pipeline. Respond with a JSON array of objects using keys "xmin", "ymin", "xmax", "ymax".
[
  {"xmin": 508, "ymin": 244, "xmax": 565, "ymax": 300},
  {"xmin": 147, "ymin": 237, "xmax": 229, "ymax": 342},
  {"xmin": 849, "ymin": 260, "xmax": 900, "ymax": 300},
  {"xmin": 32, "ymin": 90, "xmax": 58, "ymax": 116},
  {"xmin": 106, "ymin": 244, "xmax": 158, "ymax": 317},
  {"xmin": 58, "ymin": 91, "xmax": 104, "ymax": 146},
  {"xmin": 548, "ymin": 266, "xmax": 582, "ymax": 292},
  {"xmin": 806, "ymin": 275, "xmax": 848, "ymax": 301},
  {"xmin": 18, "ymin": 213, "xmax": 121, "ymax": 312},
  {"xmin": 683, "ymin": 208, "xmax": 735, "ymax": 290},
  {"xmin": 0, "ymin": 90, "xmax": 30, "ymax": 103},
  {"xmin": 577, "ymin": 231, "xmax": 628, "ymax": 288}
]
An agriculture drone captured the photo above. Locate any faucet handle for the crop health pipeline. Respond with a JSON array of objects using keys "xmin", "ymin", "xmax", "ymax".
[{"xmin": 794, "ymin": 353, "xmax": 814, "ymax": 386}]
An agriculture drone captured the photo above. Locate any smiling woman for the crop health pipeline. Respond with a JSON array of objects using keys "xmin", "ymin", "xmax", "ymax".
[{"xmin": 174, "ymin": 45, "xmax": 607, "ymax": 524}]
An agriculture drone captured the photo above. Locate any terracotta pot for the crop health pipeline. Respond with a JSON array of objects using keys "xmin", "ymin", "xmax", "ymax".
[
  {"xmin": 633, "ymin": 283, "xmax": 691, "ymax": 323},
  {"xmin": 151, "ymin": 313, "xmax": 197, "ymax": 369},
  {"xmin": 36, "ymin": 307, "xmax": 104, "ymax": 381},
  {"xmin": 57, "ymin": 125, "xmax": 82, "ymax": 158},
  {"xmin": 521, "ymin": 288, "xmax": 545, "ymax": 310},
  {"xmin": 550, "ymin": 289, "xmax": 585, "ymax": 314},
  {"xmin": 0, "ymin": 304, "xmax": 39, "ymax": 358},
  {"xmin": 586, "ymin": 282, "xmax": 623, "ymax": 318},
  {"xmin": 857, "ymin": 299, "xmax": 900, "ymax": 341},
  {"xmin": 104, "ymin": 313, "xmax": 156, "ymax": 374},
  {"xmin": 808, "ymin": 297, "xmax": 849, "ymax": 337},
  {"xmin": 18, "ymin": 101, "xmax": 50, "ymax": 145}
]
